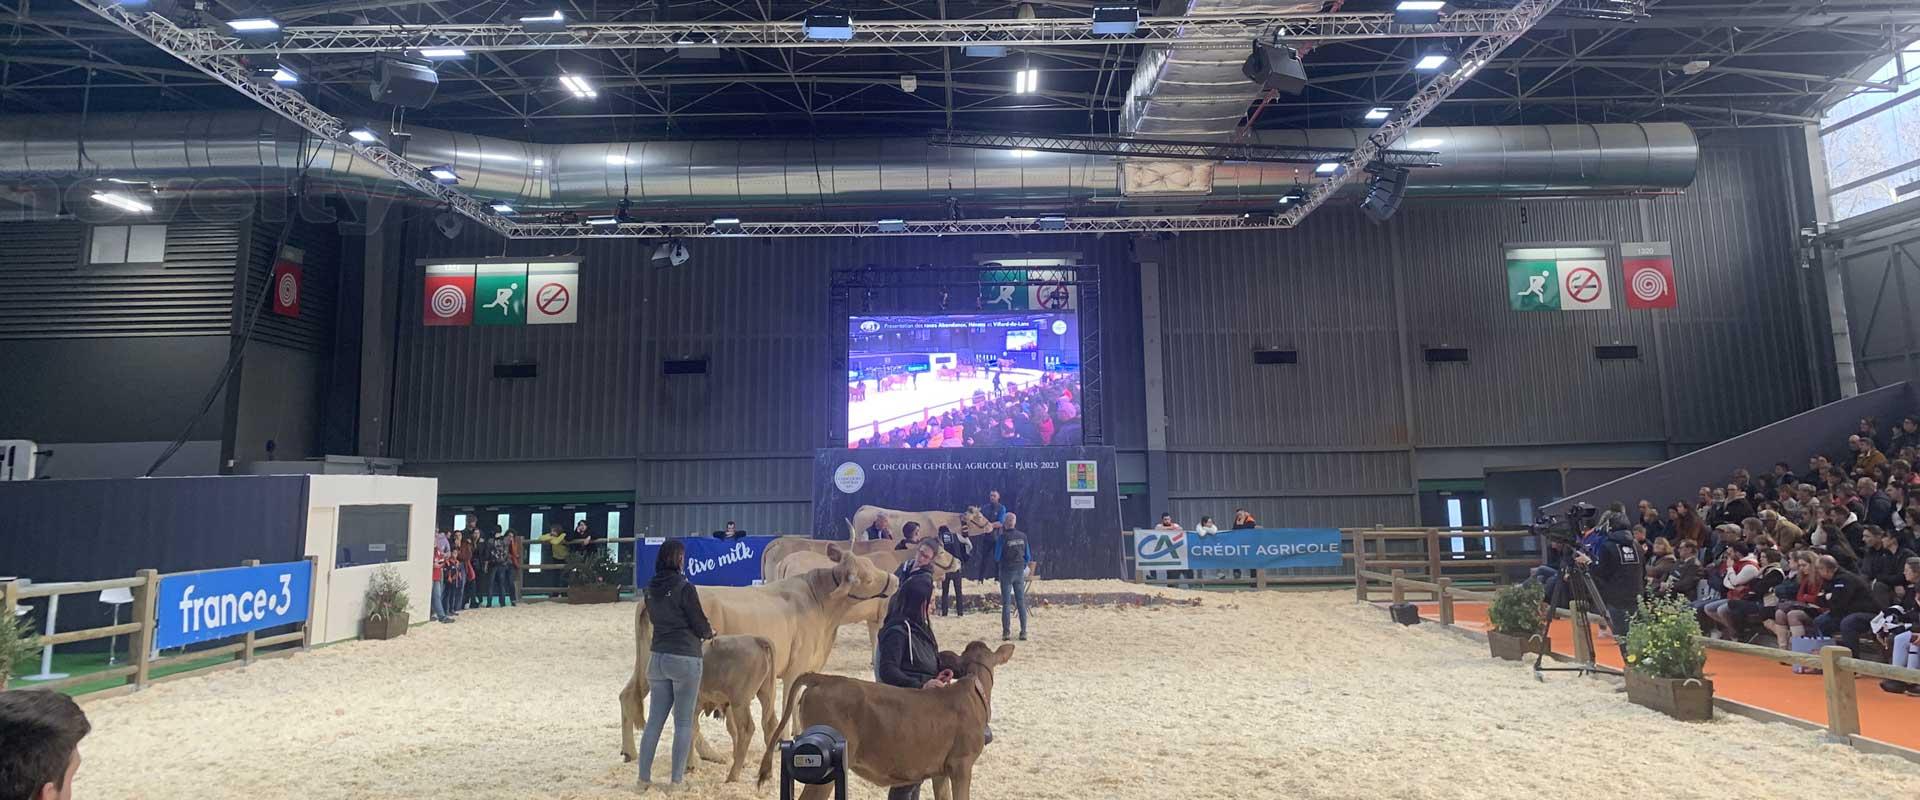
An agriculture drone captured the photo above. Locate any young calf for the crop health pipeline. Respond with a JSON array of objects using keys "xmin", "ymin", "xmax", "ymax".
[
  {"xmin": 756, "ymin": 641, "xmax": 1015, "ymax": 800},
  {"xmin": 620, "ymin": 634, "xmax": 777, "ymax": 782}
]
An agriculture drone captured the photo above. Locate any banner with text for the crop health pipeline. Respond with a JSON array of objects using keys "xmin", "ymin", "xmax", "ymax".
[
  {"xmin": 813, "ymin": 446, "xmax": 1121, "ymax": 579},
  {"xmin": 155, "ymin": 560, "xmax": 312, "ymax": 649},
  {"xmin": 1132, "ymin": 528, "xmax": 1342, "ymax": 572},
  {"xmin": 632, "ymin": 535, "xmax": 778, "ymax": 588}
]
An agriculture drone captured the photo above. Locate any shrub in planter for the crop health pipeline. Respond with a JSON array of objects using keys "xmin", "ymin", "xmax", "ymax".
[
  {"xmin": 362, "ymin": 565, "xmax": 412, "ymax": 640},
  {"xmin": 566, "ymin": 552, "xmax": 624, "ymax": 605},
  {"xmin": 1623, "ymin": 594, "xmax": 1713, "ymax": 721},
  {"xmin": 0, "ymin": 609, "xmax": 41, "ymax": 690},
  {"xmin": 1486, "ymin": 582, "xmax": 1551, "ymax": 660}
]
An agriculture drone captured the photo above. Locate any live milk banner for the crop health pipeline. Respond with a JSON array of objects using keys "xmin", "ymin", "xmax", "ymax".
[
  {"xmin": 1133, "ymin": 528, "xmax": 1342, "ymax": 572},
  {"xmin": 632, "ymin": 535, "xmax": 778, "ymax": 588},
  {"xmin": 155, "ymin": 560, "xmax": 313, "ymax": 649}
]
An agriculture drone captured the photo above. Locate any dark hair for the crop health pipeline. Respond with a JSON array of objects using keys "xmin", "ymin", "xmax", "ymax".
[
  {"xmin": 1761, "ymin": 548, "xmax": 1784, "ymax": 565},
  {"xmin": 902, "ymin": 521, "xmax": 921, "ymax": 537},
  {"xmin": 1161, "ymin": 512, "xmax": 1172, "ymax": 519},
  {"xmin": 1727, "ymin": 540, "xmax": 1754, "ymax": 556},
  {"xmin": 656, "ymin": 539, "xmax": 687, "ymax": 573},
  {"xmin": 1776, "ymin": 461, "xmax": 1792, "ymax": 471},
  {"xmin": 0, "ymin": 690, "xmax": 90, "ymax": 800},
  {"xmin": 1200, "ymin": 515, "xmax": 1214, "ymax": 524},
  {"xmin": 937, "ymin": 525, "xmax": 951, "ymax": 535}
]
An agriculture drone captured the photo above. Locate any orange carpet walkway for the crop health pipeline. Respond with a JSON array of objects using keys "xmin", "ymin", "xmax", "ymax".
[{"xmin": 1407, "ymin": 600, "xmax": 1920, "ymax": 751}]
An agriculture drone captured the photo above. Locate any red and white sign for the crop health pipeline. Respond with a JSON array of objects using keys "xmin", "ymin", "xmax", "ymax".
[
  {"xmin": 1556, "ymin": 260, "xmax": 1613, "ymax": 310},
  {"xmin": 1622, "ymin": 241, "xmax": 1677, "ymax": 309},
  {"xmin": 424, "ymin": 264, "xmax": 475, "ymax": 326},
  {"xmin": 527, "ymin": 262, "xmax": 579, "ymax": 325},
  {"xmin": 269, "ymin": 246, "xmax": 303, "ymax": 318}
]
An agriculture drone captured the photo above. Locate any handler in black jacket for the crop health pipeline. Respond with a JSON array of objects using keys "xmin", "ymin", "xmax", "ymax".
[
  {"xmin": 1814, "ymin": 554, "xmax": 1879, "ymax": 655},
  {"xmin": 637, "ymin": 539, "xmax": 714, "ymax": 791},
  {"xmin": 935, "ymin": 525, "xmax": 972, "ymax": 616},
  {"xmin": 873, "ymin": 561, "xmax": 949, "ymax": 800}
]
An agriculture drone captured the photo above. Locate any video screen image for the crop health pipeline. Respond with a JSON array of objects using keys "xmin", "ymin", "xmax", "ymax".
[{"xmin": 848, "ymin": 313, "xmax": 1080, "ymax": 448}]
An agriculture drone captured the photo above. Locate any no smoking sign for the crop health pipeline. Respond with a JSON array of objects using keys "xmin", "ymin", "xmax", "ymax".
[
  {"xmin": 1556, "ymin": 260, "xmax": 1612, "ymax": 310},
  {"xmin": 526, "ymin": 266, "xmax": 578, "ymax": 325}
]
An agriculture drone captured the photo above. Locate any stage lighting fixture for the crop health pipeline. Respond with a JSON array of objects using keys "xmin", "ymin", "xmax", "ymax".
[
  {"xmin": 559, "ymin": 73, "xmax": 598, "ymax": 99},
  {"xmin": 804, "ymin": 13, "xmax": 854, "ymax": 41},
  {"xmin": 1413, "ymin": 48, "xmax": 1450, "ymax": 71},
  {"xmin": 519, "ymin": 11, "xmax": 568, "ymax": 33},
  {"xmin": 91, "ymin": 192, "xmax": 153, "ymax": 214},
  {"xmin": 345, "ymin": 127, "xmax": 380, "ymax": 143},
  {"xmin": 1277, "ymin": 188, "xmax": 1306, "ymax": 205},
  {"xmin": 425, "ymin": 165, "xmax": 460, "ymax": 183},
  {"xmin": 371, "ymin": 56, "xmax": 439, "ymax": 108},
  {"xmin": 965, "ymin": 44, "xmax": 1008, "ymax": 57},
  {"xmin": 488, "ymin": 200, "xmax": 516, "ymax": 214},
  {"xmin": 271, "ymin": 67, "xmax": 298, "ymax": 85},
  {"xmin": 899, "ymin": 74, "xmax": 918, "ymax": 92},
  {"xmin": 651, "ymin": 239, "xmax": 691, "ymax": 267},
  {"xmin": 1013, "ymin": 67, "xmax": 1040, "ymax": 94},
  {"xmin": 586, "ymin": 215, "xmax": 618, "ymax": 226},
  {"xmin": 711, "ymin": 217, "xmax": 744, "ymax": 234},
  {"xmin": 1360, "ymin": 162, "xmax": 1411, "ymax": 224},
  {"xmin": 224, "ymin": 17, "xmax": 280, "ymax": 32},
  {"xmin": 877, "ymin": 218, "xmax": 907, "ymax": 232},
  {"xmin": 433, "ymin": 207, "xmax": 464, "ymax": 239},
  {"xmin": 1241, "ymin": 40, "xmax": 1308, "ymax": 95},
  {"xmin": 1364, "ymin": 106, "xmax": 1391, "ymax": 122},
  {"xmin": 1394, "ymin": 1, "xmax": 1449, "ymax": 24},
  {"xmin": 417, "ymin": 47, "xmax": 468, "ymax": 59},
  {"xmin": 1090, "ymin": 6, "xmax": 1139, "ymax": 35},
  {"xmin": 1314, "ymin": 162, "xmax": 1343, "ymax": 176},
  {"xmin": 1035, "ymin": 214, "xmax": 1067, "ymax": 230}
]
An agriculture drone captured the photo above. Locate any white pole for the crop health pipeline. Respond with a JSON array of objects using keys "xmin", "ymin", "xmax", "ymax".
[{"xmin": 23, "ymin": 591, "xmax": 70, "ymax": 682}]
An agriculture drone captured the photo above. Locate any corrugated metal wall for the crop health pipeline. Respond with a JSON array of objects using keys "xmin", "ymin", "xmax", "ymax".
[{"xmin": 0, "ymin": 216, "xmax": 244, "ymax": 339}]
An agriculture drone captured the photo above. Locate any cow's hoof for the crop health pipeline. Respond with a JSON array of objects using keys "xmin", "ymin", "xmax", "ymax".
[{"xmin": 622, "ymin": 753, "xmax": 635, "ymax": 764}]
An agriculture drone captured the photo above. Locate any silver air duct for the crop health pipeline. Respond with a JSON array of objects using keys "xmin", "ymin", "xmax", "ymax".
[
  {"xmin": 1120, "ymin": 0, "xmax": 1327, "ymax": 139},
  {"xmin": 0, "ymin": 113, "xmax": 1698, "ymax": 216}
]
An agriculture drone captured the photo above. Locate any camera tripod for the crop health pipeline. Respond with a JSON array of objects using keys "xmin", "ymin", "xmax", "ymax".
[{"xmin": 1532, "ymin": 563, "xmax": 1620, "ymax": 681}]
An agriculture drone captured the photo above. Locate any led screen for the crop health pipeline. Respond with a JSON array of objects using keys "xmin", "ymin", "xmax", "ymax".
[{"xmin": 849, "ymin": 313, "xmax": 1080, "ymax": 448}]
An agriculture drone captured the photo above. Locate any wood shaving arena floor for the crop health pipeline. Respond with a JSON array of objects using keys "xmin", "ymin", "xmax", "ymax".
[{"xmin": 73, "ymin": 581, "xmax": 1920, "ymax": 799}]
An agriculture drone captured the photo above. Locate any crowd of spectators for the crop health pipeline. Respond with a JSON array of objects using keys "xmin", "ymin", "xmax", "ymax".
[
  {"xmin": 852, "ymin": 371, "xmax": 1082, "ymax": 449},
  {"xmin": 1568, "ymin": 416, "xmax": 1920, "ymax": 693},
  {"xmin": 430, "ymin": 521, "xmax": 543, "ymax": 622}
]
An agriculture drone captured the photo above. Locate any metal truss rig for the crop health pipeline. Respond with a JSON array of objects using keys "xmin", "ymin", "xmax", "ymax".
[
  {"xmin": 68, "ymin": 2, "xmax": 518, "ymax": 238},
  {"xmin": 930, "ymin": 130, "xmax": 1440, "ymax": 167},
  {"xmin": 509, "ymin": 215, "xmax": 1290, "ymax": 239},
  {"xmin": 1278, "ymin": 0, "xmax": 1568, "ymax": 226},
  {"xmin": 182, "ymin": 11, "xmax": 1528, "ymax": 55}
]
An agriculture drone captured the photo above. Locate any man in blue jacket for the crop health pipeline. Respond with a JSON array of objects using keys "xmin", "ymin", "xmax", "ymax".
[{"xmin": 996, "ymin": 512, "xmax": 1031, "ymax": 641}]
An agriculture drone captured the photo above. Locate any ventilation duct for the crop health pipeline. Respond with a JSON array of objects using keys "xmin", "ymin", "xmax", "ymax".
[
  {"xmin": 1120, "ymin": 0, "xmax": 1326, "ymax": 138},
  {"xmin": 0, "ymin": 113, "xmax": 1699, "ymax": 217}
]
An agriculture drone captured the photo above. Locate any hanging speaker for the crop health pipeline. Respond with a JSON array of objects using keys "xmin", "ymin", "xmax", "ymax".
[
  {"xmin": 1360, "ymin": 163, "xmax": 1411, "ymax": 224},
  {"xmin": 433, "ymin": 208, "xmax": 464, "ymax": 239},
  {"xmin": 1241, "ymin": 41, "xmax": 1308, "ymax": 95},
  {"xmin": 371, "ymin": 57, "xmax": 439, "ymax": 108}
]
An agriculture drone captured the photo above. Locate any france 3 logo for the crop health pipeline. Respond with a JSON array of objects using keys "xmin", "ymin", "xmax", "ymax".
[{"xmin": 1135, "ymin": 529, "xmax": 1189, "ymax": 570}]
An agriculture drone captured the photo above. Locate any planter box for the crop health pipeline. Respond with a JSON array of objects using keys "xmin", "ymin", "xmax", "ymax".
[
  {"xmin": 1625, "ymin": 670, "xmax": 1714, "ymax": 721},
  {"xmin": 1487, "ymin": 630, "xmax": 1551, "ymax": 661},
  {"xmin": 568, "ymin": 584, "xmax": 620, "ymax": 605},
  {"xmin": 362, "ymin": 612, "xmax": 410, "ymax": 641}
]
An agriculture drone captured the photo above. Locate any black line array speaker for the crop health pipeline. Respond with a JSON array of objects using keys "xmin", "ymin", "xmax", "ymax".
[
  {"xmin": 1241, "ymin": 41, "xmax": 1309, "ymax": 95},
  {"xmin": 371, "ymin": 58, "xmax": 439, "ymax": 108},
  {"xmin": 1360, "ymin": 163, "xmax": 1412, "ymax": 223}
]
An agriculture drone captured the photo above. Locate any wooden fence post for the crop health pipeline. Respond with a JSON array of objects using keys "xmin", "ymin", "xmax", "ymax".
[
  {"xmin": 1352, "ymin": 530, "xmax": 1369, "ymax": 602},
  {"xmin": 240, "ymin": 559, "xmax": 261, "ymax": 665},
  {"xmin": 1390, "ymin": 569, "xmax": 1406, "ymax": 605},
  {"xmin": 1425, "ymin": 528, "xmax": 1442, "ymax": 598},
  {"xmin": 1821, "ymin": 646, "xmax": 1860, "ymax": 740},
  {"xmin": 1437, "ymin": 577, "xmax": 1454, "ymax": 626},
  {"xmin": 129, "ymin": 569, "xmax": 158, "ymax": 690},
  {"xmin": 301, "ymin": 555, "xmax": 319, "ymax": 650}
]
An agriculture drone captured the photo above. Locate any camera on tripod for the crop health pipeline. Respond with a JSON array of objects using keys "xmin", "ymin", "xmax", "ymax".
[{"xmin": 1531, "ymin": 501, "xmax": 1598, "ymax": 549}]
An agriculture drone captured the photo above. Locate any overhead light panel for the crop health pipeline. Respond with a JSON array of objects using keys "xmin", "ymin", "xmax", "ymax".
[
  {"xmin": 345, "ymin": 127, "xmax": 380, "ymax": 143},
  {"xmin": 426, "ymin": 165, "xmax": 460, "ymax": 183},
  {"xmin": 586, "ymin": 215, "xmax": 618, "ymax": 226},
  {"xmin": 519, "ymin": 11, "xmax": 568, "ymax": 33},
  {"xmin": 1394, "ymin": 0, "xmax": 1449, "ymax": 23},
  {"xmin": 559, "ymin": 74, "xmax": 598, "ymax": 99},
  {"xmin": 1277, "ymin": 189, "xmax": 1307, "ymax": 205},
  {"xmin": 1014, "ymin": 68, "xmax": 1039, "ymax": 94},
  {"xmin": 418, "ymin": 48, "xmax": 468, "ymax": 59},
  {"xmin": 965, "ymin": 44, "xmax": 1008, "ymax": 57},
  {"xmin": 804, "ymin": 13, "xmax": 854, "ymax": 41},
  {"xmin": 91, "ymin": 192, "xmax": 154, "ymax": 214},
  {"xmin": 606, "ymin": 154, "xmax": 631, "ymax": 166},
  {"xmin": 1314, "ymin": 162, "xmax": 1343, "ymax": 175},
  {"xmin": 489, "ymin": 201, "xmax": 516, "ymax": 214},
  {"xmin": 1364, "ymin": 106, "xmax": 1391, "ymax": 122},
  {"xmin": 877, "ymin": 218, "xmax": 907, "ymax": 232},
  {"xmin": 1090, "ymin": 6, "xmax": 1140, "ymax": 35},
  {"xmin": 271, "ymin": 67, "xmax": 298, "ymax": 85},
  {"xmin": 1413, "ymin": 49, "xmax": 1450, "ymax": 71},
  {"xmin": 1681, "ymin": 59, "xmax": 1711, "ymax": 75},
  {"xmin": 1036, "ymin": 214, "xmax": 1067, "ymax": 230},
  {"xmin": 224, "ymin": 17, "xmax": 280, "ymax": 32},
  {"xmin": 711, "ymin": 217, "xmax": 743, "ymax": 234}
]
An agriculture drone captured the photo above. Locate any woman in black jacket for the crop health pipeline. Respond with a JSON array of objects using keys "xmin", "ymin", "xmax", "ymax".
[
  {"xmin": 637, "ymin": 539, "xmax": 715, "ymax": 791},
  {"xmin": 873, "ymin": 552, "xmax": 949, "ymax": 800}
]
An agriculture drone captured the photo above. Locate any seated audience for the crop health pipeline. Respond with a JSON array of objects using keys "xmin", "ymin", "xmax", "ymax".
[
  {"xmin": 1815, "ymin": 554, "xmax": 1880, "ymax": 655},
  {"xmin": 1859, "ymin": 524, "xmax": 1918, "ymax": 608}
]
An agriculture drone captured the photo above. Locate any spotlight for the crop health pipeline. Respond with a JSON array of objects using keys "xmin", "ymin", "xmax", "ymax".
[
  {"xmin": 1394, "ymin": 1, "xmax": 1449, "ymax": 24},
  {"xmin": 425, "ymin": 165, "xmax": 460, "ymax": 183},
  {"xmin": 1360, "ymin": 162, "xmax": 1412, "ymax": 223},
  {"xmin": 877, "ymin": 218, "xmax": 907, "ymax": 232},
  {"xmin": 271, "ymin": 67, "xmax": 299, "ymax": 85},
  {"xmin": 518, "ymin": 10, "xmax": 568, "ymax": 33},
  {"xmin": 651, "ymin": 239, "xmax": 691, "ymax": 267},
  {"xmin": 559, "ymin": 73, "xmax": 598, "ymax": 99},
  {"xmin": 433, "ymin": 207, "xmax": 464, "ymax": 239},
  {"xmin": 804, "ymin": 13, "xmax": 854, "ymax": 41},
  {"xmin": 1314, "ymin": 162, "xmax": 1343, "ymax": 176},
  {"xmin": 1413, "ymin": 48, "xmax": 1450, "ymax": 71},
  {"xmin": 1035, "ymin": 214, "xmax": 1067, "ymax": 230},
  {"xmin": 1013, "ymin": 67, "xmax": 1039, "ymax": 94},
  {"xmin": 417, "ymin": 47, "xmax": 468, "ymax": 59},
  {"xmin": 899, "ymin": 74, "xmax": 918, "ymax": 93},
  {"xmin": 1242, "ymin": 40, "xmax": 1308, "ymax": 95},
  {"xmin": 345, "ymin": 127, "xmax": 380, "ymax": 143},
  {"xmin": 1364, "ymin": 106, "xmax": 1391, "ymax": 122},
  {"xmin": 488, "ymin": 200, "xmax": 516, "ymax": 214},
  {"xmin": 1090, "ymin": 6, "xmax": 1139, "ymax": 35},
  {"xmin": 91, "ymin": 192, "xmax": 154, "ymax": 214}
]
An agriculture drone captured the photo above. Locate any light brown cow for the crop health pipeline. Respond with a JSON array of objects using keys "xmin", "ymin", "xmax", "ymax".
[
  {"xmin": 755, "ymin": 641, "xmax": 1016, "ymax": 800},
  {"xmin": 619, "ymin": 545, "xmax": 897, "ymax": 765},
  {"xmin": 849, "ymin": 505, "xmax": 994, "ymax": 544},
  {"xmin": 759, "ymin": 536, "xmax": 902, "ymax": 581},
  {"xmin": 770, "ymin": 544, "xmax": 959, "ymax": 648},
  {"xmin": 618, "ymin": 634, "xmax": 776, "ymax": 782}
]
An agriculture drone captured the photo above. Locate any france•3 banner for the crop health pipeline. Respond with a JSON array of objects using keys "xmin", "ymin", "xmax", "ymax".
[
  {"xmin": 154, "ymin": 560, "xmax": 313, "ymax": 649},
  {"xmin": 1133, "ymin": 528, "xmax": 1343, "ymax": 572}
]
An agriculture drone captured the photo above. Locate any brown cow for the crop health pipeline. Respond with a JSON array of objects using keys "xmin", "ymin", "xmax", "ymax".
[
  {"xmin": 619, "ymin": 545, "xmax": 897, "ymax": 765},
  {"xmin": 770, "ymin": 544, "xmax": 959, "ymax": 648},
  {"xmin": 618, "ymin": 634, "xmax": 776, "ymax": 782},
  {"xmin": 759, "ymin": 536, "xmax": 901, "ymax": 581},
  {"xmin": 755, "ymin": 641, "xmax": 1015, "ymax": 800}
]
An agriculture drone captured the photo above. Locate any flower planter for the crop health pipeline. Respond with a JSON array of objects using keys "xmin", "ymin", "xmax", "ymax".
[
  {"xmin": 1487, "ymin": 630, "xmax": 1551, "ymax": 661},
  {"xmin": 362, "ymin": 612, "xmax": 410, "ymax": 641},
  {"xmin": 568, "ymin": 584, "xmax": 621, "ymax": 605},
  {"xmin": 1625, "ymin": 670, "xmax": 1714, "ymax": 721}
]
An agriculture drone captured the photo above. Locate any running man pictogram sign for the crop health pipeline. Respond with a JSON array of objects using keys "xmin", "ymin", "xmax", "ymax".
[
  {"xmin": 422, "ymin": 261, "xmax": 580, "ymax": 327},
  {"xmin": 527, "ymin": 262, "xmax": 578, "ymax": 324},
  {"xmin": 1506, "ymin": 246, "xmax": 1612, "ymax": 311}
]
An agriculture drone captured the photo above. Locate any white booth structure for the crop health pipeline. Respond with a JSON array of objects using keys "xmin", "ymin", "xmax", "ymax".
[{"xmin": 301, "ymin": 475, "xmax": 438, "ymax": 643}]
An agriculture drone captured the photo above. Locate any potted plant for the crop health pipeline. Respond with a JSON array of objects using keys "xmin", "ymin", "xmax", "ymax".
[
  {"xmin": 362, "ymin": 564, "xmax": 412, "ymax": 640},
  {"xmin": 1486, "ymin": 581, "xmax": 1551, "ymax": 660},
  {"xmin": 566, "ymin": 552, "xmax": 623, "ymax": 604},
  {"xmin": 1623, "ymin": 594, "xmax": 1713, "ymax": 721},
  {"xmin": 1, "ymin": 607, "xmax": 41, "ymax": 690}
]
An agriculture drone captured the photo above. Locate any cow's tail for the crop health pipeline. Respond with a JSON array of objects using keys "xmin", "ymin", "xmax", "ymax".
[
  {"xmin": 845, "ymin": 517, "xmax": 857, "ymax": 541},
  {"xmin": 755, "ymin": 672, "xmax": 825, "ymax": 786}
]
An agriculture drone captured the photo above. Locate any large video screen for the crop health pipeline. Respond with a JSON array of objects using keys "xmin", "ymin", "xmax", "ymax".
[{"xmin": 849, "ymin": 313, "xmax": 1080, "ymax": 448}]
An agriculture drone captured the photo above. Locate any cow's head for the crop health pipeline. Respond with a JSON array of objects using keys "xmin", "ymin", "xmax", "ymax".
[
  {"xmin": 955, "ymin": 640, "xmax": 1015, "ymax": 715},
  {"xmin": 960, "ymin": 506, "xmax": 993, "ymax": 536},
  {"xmin": 822, "ymin": 544, "xmax": 897, "ymax": 603}
]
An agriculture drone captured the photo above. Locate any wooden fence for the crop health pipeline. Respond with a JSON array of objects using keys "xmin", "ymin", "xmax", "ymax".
[
  {"xmin": 2, "ymin": 557, "xmax": 317, "ymax": 700},
  {"xmin": 1361, "ymin": 567, "xmax": 1920, "ymax": 750},
  {"xmin": 1122, "ymin": 526, "xmax": 1540, "ymax": 590}
]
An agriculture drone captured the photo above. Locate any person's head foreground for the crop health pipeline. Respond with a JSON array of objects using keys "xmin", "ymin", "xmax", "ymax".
[{"xmin": 0, "ymin": 689, "xmax": 91, "ymax": 800}]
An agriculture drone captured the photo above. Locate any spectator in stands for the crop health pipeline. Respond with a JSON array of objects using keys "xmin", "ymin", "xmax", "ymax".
[
  {"xmin": 1861, "ymin": 477, "xmax": 1897, "ymax": 530},
  {"xmin": 1861, "ymin": 416, "xmax": 1891, "ymax": 453},
  {"xmin": 1815, "ymin": 554, "xmax": 1879, "ymax": 654},
  {"xmin": 1772, "ymin": 461, "xmax": 1799, "ymax": 491},
  {"xmin": 1759, "ymin": 508, "xmax": 1805, "ymax": 551},
  {"xmin": 1701, "ymin": 541, "xmax": 1761, "ymax": 639},
  {"xmin": 711, "ymin": 520, "xmax": 747, "ymax": 539},
  {"xmin": 1696, "ymin": 486, "xmax": 1717, "ymax": 522},
  {"xmin": 1636, "ymin": 500, "xmax": 1669, "ymax": 542},
  {"xmin": 1767, "ymin": 550, "xmax": 1825, "ymax": 648},
  {"xmin": 1632, "ymin": 525, "xmax": 1652, "ymax": 563},
  {"xmin": 0, "ymin": 689, "xmax": 91, "ymax": 800},
  {"xmin": 1893, "ymin": 418, "xmax": 1920, "ymax": 457},
  {"xmin": 1660, "ymin": 539, "xmax": 1705, "ymax": 600},
  {"xmin": 1881, "ymin": 558, "xmax": 1920, "ymax": 693},
  {"xmin": 1232, "ymin": 508, "xmax": 1258, "ymax": 529},
  {"xmin": 1810, "ymin": 454, "xmax": 1835, "ymax": 483},
  {"xmin": 568, "ymin": 520, "xmax": 595, "ymax": 558},
  {"xmin": 1669, "ymin": 502, "xmax": 1708, "ymax": 551},
  {"xmin": 1850, "ymin": 434, "xmax": 1890, "ymax": 478},
  {"xmin": 1719, "ymin": 485, "xmax": 1756, "ymax": 528},
  {"xmin": 1859, "ymin": 524, "xmax": 1917, "ymax": 608},
  {"xmin": 1817, "ymin": 504, "xmax": 1866, "ymax": 562},
  {"xmin": 1645, "ymin": 537, "xmax": 1677, "ymax": 589},
  {"xmin": 1903, "ymin": 507, "xmax": 1920, "ymax": 550},
  {"xmin": 538, "ymin": 522, "xmax": 570, "ymax": 561}
]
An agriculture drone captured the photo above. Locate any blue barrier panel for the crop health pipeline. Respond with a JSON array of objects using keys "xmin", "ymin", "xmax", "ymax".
[
  {"xmin": 155, "ymin": 560, "xmax": 312, "ymax": 649},
  {"xmin": 1132, "ymin": 528, "xmax": 1342, "ymax": 571},
  {"xmin": 632, "ymin": 535, "xmax": 778, "ymax": 588}
]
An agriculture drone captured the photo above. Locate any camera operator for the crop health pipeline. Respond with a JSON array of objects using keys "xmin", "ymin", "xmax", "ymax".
[{"xmin": 1573, "ymin": 509, "xmax": 1646, "ymax": 658}]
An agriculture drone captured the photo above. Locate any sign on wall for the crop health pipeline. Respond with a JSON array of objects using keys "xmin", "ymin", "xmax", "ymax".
[
  {"xmin": 1621, "ymin": 241, "xmax": 1677, "ymax": 309},
  {"xmin": 631, "ymin": 535, "xmax": 777, "ymax": 588},
  {"xmin": 474, "ymin": 262, "xmax": 528, "ymax": 326},
  {"xmin": 422, "ymin": 260, "xmax": 580, "ymax": 326},
  {"xmin": 270, "ymin": 245, "xmax": 303, "ymax": 318},
  {"xmin": 978, "ymin": 269, "xmax": 1078, "ymax": 311},
  {"xmin": 154, "ymin": 560, "xmax": 312, "ymax": 649},
  {"xmin": 424, "ymin": 263, "xmax": 475, "ymax": 326},
  {"xmin": 1131, "ymin": 528, "xmax": 1342, "ymax": 572},
  {"xmin": 1506, "ymin": 246, "xmax": 1612, "ymax": 311},
  {"xmin": 527, "ymin": 262, "xmax": 579, "ymax": 324}
]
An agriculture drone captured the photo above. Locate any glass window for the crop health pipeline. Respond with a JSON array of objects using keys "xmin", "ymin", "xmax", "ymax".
[
  {"xmin": 1821, "ymin": 42, "xmax": 1920, "ymax": 221},
  {"xmin": 607, "ymin": 511, "xmax": 623, "ymax": 564},
  {"xmin": 337, "ymin": 504, "xmax": 411, "ymax": 568},
  {"xmin": 453, "ymin": 513, "xmax": 469, "ymax": 531},
  {"xmin": 87, "ymin": 225, "xmax": 167, "ymax": 264},
  {"xmin": 1446, "ymin": 498, "xmax": 1464, "ymax": 554},
  {"xmin": 529, "ymin": 512, "xmax": 545, "ymax": 566}
]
